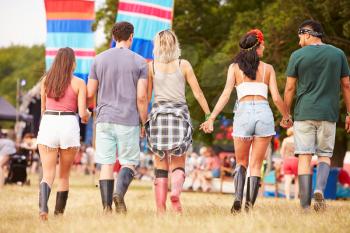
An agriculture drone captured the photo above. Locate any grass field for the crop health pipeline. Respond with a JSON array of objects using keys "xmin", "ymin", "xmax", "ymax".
[{"xmin": 1, "ymin": 173, "xmax": 350, "ymax": 233}]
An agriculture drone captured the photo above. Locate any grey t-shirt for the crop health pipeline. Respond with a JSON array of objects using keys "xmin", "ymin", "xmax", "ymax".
[{"xmin": 89, "ymin": 47, "xmax": 148, "ymax": 126}]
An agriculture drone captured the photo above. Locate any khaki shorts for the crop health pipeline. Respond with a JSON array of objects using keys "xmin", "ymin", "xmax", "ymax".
[{"xmin": 294, "ymin": 120, "xmax": 336, "ymax": 157}]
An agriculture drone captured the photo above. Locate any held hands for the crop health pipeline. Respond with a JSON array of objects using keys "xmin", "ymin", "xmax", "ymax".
[
  {"xmin": 81, "ymin": 110, "xmax": 91, "ymax": 124},
  {"xmin": 200, "ymin": 118, "xmax": 214, "ymax": 133},
  {"xmin": 345, "ymin": 115, "xmax": 350, "ymax": 133},
  {"xmin": 280, "ymin": 115, "xmax": 293, "ymax": 129}
]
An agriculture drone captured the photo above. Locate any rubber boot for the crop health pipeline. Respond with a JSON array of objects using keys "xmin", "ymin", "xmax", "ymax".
[
  {"xmin": 99, "ymin": 180, "xmax": 114, "ymax": 213},
  {"xmin": 231, "ymin": 165, "xmax": 246, "ymax": 213},
  {"xmin": 245, "ymin": 176, "xmax": 261, "ymax": 211},
  {"xmin": 170, "ymin": 168, "xmax": 185, "ymax": 213},
  {"xmin": 113, "ymin": 167, "xmax": 134, "ymax": 214},
  {"xmin": 39, "ymin": 182, "xmax": 51, "ymax": 220},
  {"xmin": 154, "ymin": 177, "xmax": 168, "ymax": 214},
  {"xmin": 299, "ymin": 174, "xmax": 312, "ymax": 209},
  {"xmin": 54, "ymin": 191, "xmax": 69, "ymax": 215},
  {"xmin": 314, "ymin": 162, "xmax": 329, "ymax": 212}
]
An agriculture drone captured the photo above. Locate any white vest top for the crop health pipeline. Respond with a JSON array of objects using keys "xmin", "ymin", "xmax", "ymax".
[{"xmin": 236, "ymin": 63, "xmax": 268, "ymax": 101}]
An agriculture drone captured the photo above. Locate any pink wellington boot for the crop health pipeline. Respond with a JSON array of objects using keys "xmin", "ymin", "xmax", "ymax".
[
  {"xmin": 170, "ymin": 169, "xmax": 185, "ymax": 213},
  {"xmin": 154, "ymin": 177, "xmax": 168, "ymax": 214}
]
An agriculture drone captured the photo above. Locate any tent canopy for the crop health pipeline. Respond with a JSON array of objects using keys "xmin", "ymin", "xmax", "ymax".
[{"xmin": 0, "ymin": 97, "xmax": 32, "ymax": 121}]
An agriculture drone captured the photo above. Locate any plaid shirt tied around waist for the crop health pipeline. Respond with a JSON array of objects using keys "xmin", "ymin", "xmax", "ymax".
[{"xmin": 145, "ymin": 101, "xmax": 193, "ymax": 158}]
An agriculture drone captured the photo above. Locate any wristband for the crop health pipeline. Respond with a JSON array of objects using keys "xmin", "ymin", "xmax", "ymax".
[{"xmin": 205, "ymin": 113, "xmax": 211, "ymax": 121}]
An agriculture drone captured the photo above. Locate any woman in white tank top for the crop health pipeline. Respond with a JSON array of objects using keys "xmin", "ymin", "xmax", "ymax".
[{"xmin": 201, "ymin": 29, "xmax": 292, "ymax": 213}]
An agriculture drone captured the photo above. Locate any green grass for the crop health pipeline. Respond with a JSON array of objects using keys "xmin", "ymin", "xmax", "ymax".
[{"xmin": 0, "ymin": 173, "xmax": 349, "ymax": 233}]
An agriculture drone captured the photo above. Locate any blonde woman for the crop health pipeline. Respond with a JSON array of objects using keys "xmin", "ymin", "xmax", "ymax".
[{"xmin": 145, "ymin": 30, "xmax": 210, "ymax": 214}]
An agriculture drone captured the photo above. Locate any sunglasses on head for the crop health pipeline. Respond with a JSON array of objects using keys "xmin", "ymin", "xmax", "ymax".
[{"xmin": 297, "ymin": 28, "xmax": 323, "ymax": 37}]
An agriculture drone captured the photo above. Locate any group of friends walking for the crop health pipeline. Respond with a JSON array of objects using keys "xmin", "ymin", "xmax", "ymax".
[{"xmin": 36, "ymin": 19, "xmax": 350, "ymax": 220}]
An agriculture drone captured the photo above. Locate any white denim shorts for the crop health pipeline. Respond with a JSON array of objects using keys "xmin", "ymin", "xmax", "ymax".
[
  {"xmin": 294, "ymin": 120, "xmax": 336, "ymax": 157},
  {"xmin": 37, "ymin": 114, "xmax": 80, "ymax": 149}
]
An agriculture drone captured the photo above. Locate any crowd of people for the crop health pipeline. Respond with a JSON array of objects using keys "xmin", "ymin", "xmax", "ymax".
[{"xmin": 1, "ymin": 18, "xmax": 349, "ymax": 220}]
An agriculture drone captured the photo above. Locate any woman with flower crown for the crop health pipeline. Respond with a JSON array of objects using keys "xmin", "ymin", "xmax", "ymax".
[{"xmin": 200, "ymin": 29, "xmax": 292, "ymax": 213}]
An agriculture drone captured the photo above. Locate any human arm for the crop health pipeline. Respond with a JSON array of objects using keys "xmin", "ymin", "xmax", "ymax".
[
  {"xmin": 199, "ymin": 63, "xmax": 236, "ymax": 133},
  {"xmin": 77, "ymin": 79, "xmax": 91, "ymax": 124},
  {"xmin": 341, "ymin": 76, "xmax": 350, "ymax": 133},
  {"xmin": 147, "ymin": 62, "xmax": 153, "ymax": 103},
  {"xmin": 268, "ymin": 66, "xmax": 292, "ymax": 128},
  {"xmin": 87, "ymin": 60, "xmax": 98, "ymax": 106},
  {"xmin": 182, "ymin": 60, "xmax": 210, "ymax": 115},
  {"xmin": 40, "ymin": 77, "xmax": 46, "ymax": 115}
]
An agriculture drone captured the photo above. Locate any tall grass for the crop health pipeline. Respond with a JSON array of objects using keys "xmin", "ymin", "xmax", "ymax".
[{"xmin": 0, "ymin": 173, "xmax": 349, "ymax": 233}]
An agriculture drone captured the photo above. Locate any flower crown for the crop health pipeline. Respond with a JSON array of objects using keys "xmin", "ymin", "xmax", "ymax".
[{"xmin": 241, "ymin": 29, "xmax": 264, "ymax": 51}]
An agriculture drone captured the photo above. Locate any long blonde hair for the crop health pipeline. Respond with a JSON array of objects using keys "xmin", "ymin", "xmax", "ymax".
[{"xmin": 153, "ymin": 30, "xmax": 181, "ymax": 63}]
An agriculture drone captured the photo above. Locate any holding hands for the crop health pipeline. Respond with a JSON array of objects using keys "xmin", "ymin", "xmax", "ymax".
[
  {"xmin": 81, "ymin": 109, "xmax": 91, "ymax": 124},
  {"xmin": 280, "ymin": 115, "xmax": 293, "ymax": 129},
  {"xmin": 200, "ymin": 118, "xmax": 214, "ymax": 134}
]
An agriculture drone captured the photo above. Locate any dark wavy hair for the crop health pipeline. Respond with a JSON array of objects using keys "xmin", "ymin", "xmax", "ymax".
[{"xmin": 233, "ymin": 33, "xmax": 261, "ymax": 80}]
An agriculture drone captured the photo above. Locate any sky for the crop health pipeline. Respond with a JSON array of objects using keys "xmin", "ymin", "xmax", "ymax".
[{"xmin": 0, "ymin": 0, "xmax": 106, "ymax": 48}]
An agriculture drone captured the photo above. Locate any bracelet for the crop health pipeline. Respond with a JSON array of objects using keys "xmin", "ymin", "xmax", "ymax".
[
  {"xmin": 205, "ymin": 113, "xmax": 211, "ymax": 121},
  {"xmin": 347, "ymin": 112, "xmax": 350, "ymax": 117}
]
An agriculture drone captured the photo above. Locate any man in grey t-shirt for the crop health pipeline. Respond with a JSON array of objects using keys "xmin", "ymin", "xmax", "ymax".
[{"xmin": 87, "ymin": 21, "xmax": 148, "ymax": 213}]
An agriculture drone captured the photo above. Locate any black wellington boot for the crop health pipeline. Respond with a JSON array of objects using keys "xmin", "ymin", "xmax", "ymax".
[
  {"xmin": 39, "ymin": 182, "xmax": 51, "ymax": 220},
  {"xmin": 231, "ymin": 165, "xmax": 246, "ymax": 213},
  {"xmin": 299, "ymin": 174, "xmax": 312, "ymax": 209},
  {"xmin": 245, "ymin": 176, "xmax": 261, "ymax": 211},
  {"xmin": 99, "ymin": 180, "xmax": 114, "ymax": 213},
  {"xmin": 54, "ymin": 191, "xmax": 69, "ymax": 215}
]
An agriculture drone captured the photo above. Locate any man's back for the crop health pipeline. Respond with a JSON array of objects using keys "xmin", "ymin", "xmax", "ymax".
[
  {"xmin": 286, "ymin": 44, "xmax": 349, "ymax": 121},
  {"xmin": 90, "ymin": 47, "xmax": 147, "ymax": 126}
]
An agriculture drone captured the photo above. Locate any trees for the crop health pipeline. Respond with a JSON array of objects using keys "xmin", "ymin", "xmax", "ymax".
[{"xmin": 0, "ymin": 46, "xmax": 45, "ymax": 106}]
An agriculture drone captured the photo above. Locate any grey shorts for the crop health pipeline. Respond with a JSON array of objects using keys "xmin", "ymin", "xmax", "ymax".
[
  {"xmin": 233, "ymin": 101, "xmax": 276, "ymax": 139},
  {"xmin": 294, "ymin": 120, "xmax": 336, "ymax": 157}
]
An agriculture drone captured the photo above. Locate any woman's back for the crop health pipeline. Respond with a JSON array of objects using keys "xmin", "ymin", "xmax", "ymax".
[
  {"xmin": 46, "ymin": 77, "xmax": 79, "ymax": 112},
  {"xmin": 235, "ymin": 62, "xmax": 269, "ymax": 101},
  {"xmin": 152, "ymin": 60, "xmax": 186, "ymax": 103}
]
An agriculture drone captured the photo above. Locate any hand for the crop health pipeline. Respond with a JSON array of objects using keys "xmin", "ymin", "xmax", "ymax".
[
  {"xmin": 81, "ymin": 110, "xmax": 91, "ymax": 124},
  {"xmin": 345, "ymin": 115, "xmax": 350, "ymax": 133},
  {"xmin": 140, "ymin": 125, "xmax": 145, "ymax": 138},
  {"xmin": 200, "ymin": 119, "xmax": 214, "ymax": 133},
  {"xmin": 280, "ymin": 115, "xmax": 293, "ymax": 129}
]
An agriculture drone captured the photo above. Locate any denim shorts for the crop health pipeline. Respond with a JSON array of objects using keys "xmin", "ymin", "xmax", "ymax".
[
  {"xmin": 233, "ymin": 101, "xmax": 275, "ymax": 138},
  {"xmin": 294, "ymin": 120, "xmax": 336, "ymax": 157},
  {"xmin": 95, "ymin": 123, "xmax": 140, "ymax": 165},
  {"xmin": 37, "ymin": 114, "xmax": 80, "ymax": 149}
]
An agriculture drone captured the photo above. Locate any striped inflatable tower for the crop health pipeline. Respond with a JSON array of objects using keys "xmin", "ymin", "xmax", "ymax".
[
  {"xmin": 116, "ymin": 0, "xmax": 174, "ymax": 60},
  {"xmin": 45, "ymin": 0, "xmax": 95, "ymax": 82}
]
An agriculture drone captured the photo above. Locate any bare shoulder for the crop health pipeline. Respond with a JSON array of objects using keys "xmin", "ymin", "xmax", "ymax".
[
  {"xmin": 228, "ymin": 63, "xmax": 236, "ymax": 71},
  {"xmin": 179, "ymin": 59, "xmax": 192, "ymax": 70},
  {"xmin": 262, "ymin": 62, "xmax": 274, "ymax": 72},
  {"xmin": 72, "ymin": 76, "xmax": 86, "ymax": 91}
]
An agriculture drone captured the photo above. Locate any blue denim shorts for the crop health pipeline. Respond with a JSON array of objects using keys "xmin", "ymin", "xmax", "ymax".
[
  {"xmin": 95, "ymin": 123, "xmax": 140, "ymax": 165},
  {"xmin": 233, "ymin": 101, "xmax": 275, "ymax": 138}
]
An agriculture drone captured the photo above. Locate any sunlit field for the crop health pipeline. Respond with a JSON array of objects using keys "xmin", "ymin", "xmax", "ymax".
[{"xmin": 1, "ymin": 173, "xmax": 350, "ymax": 233}]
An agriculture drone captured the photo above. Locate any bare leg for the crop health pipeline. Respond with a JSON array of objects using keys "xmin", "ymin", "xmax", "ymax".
[
  {"xmin": 38, "ymin": 145, "xmax": 58, "ymax": 187},
  {"xmin": 38, "ymin": 145, "xmax": 59, "ymax": 220},
  {"xmin": 57, "ymin": 148, "xmax": 78, "ymax": 191},
  {"xmin": 284, "ymin": 175, "xmax": 293, "ymax": 200},
  {"xmin": 250, "ymin": 137, "xmax": 272, "ymax": 177}
]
